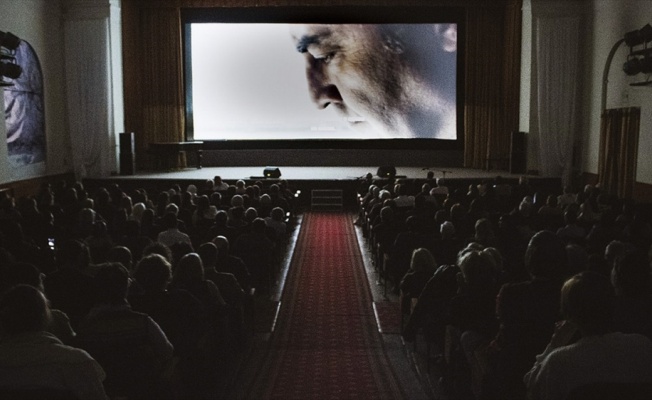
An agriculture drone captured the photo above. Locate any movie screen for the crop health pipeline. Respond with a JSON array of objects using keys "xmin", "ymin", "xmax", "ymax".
[{"xmin": 185, "ymin": 22, "xmax": 458, "ymax": 142}]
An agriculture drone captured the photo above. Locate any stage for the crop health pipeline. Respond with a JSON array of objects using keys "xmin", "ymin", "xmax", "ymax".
[
  {"xmin": 98, "ymin": 166, "xmax": 542, "ymax": 182},
  {"xmin": 83, "ymin": 166, "xmax": 561, "ymax": 210}
]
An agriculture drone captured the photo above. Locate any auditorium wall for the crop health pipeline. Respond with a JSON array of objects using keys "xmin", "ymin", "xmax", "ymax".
[
  {"xmin": 0, "ymin": 0, "xmax": 71, "ymax": 183},
  {"xmin": 583, "ymin": 0, "xmax": 652, "ymax": 187},
  {"xmin": 3, "ymin": 0, "xmax": 652, "ymax": 200}
]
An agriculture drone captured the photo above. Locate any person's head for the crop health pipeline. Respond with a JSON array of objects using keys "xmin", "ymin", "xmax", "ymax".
[
  {"xmin": 270, "ymin": 207, "xmax": 285, "ymax": 222},
  {"xmin": 55, "ymin": 239, "xmax": 91, "ymax": 270},
  {"xmin": 173, "ymin": 253, "xmax": 204, "ymax": 283},
  {"xmin": 215, "ymin": 209, "xmax": 228, "ymax": 226},
  {"xmin": 134, "ymin": 253, "xmax": 172, "ymax": 292},
  {"xmin": 380, "ymin": 206, "xmax": 394, "ymax": 223},
  {"xmin": 245, "ymin": 207, "xmax": 258, "ymax": 223},
  {"xmin": 142, "ymin": 242, "xmax": 172, "ymax": 263},
  {"xmin": 131, "ymin": 202, "xmax": 146, "ymax": 222},
  {"xmin": 378, "ymin": 189, "xmax": 391, "ymax": 201},
  {"xmin": 212, "ymin": 235, "xmax": 230, "ymax": 257},
  {"xmin": 290, "ymin": 24, "xmax": 457, "ymax": 139},
  {"xmin": 0, "ymin": 285, "xmax": 50, "ymax": 336},
  {"xmin": 2, "ymin": 262, "xmax": 44, "ymax": 293},
  {"xmin": 231, "ymin": 194, "xmax": 244, "ymax": 208},
  {"xmin": 410, "ymin": 248, "xmax": 437, "ymax": 274},
  {"xmin": 524, "ymin": 230, "xmax": 566, "ymax": 280},
  {"xmin": 94, "ymin": 262, "xmax": 130, "ymax": 305},
  {"xmin": 561, "ymin": 271, "xmax": 614, "ymax": 335},
  {"xmin": 604, "ymin": 240, "xmax": 637, "ymax": 268},
  {"xmin": 611, "ymin": 250, "xmax": 651, "ymax": 296},
  {"xmin": 440, "ymin": 221, "xmax": 455, "ymax": 239},
  {"xmin": 162, "ymin": 212, "xmax": 178, "ymax": 230},
  {"xmin": 566, "ymin": 244, "xmax": 589, "ymax": 276},
  {"xmin": 251, "ymin": 217, "xmax": 267, "ymax": 234},
  {"xmin": 474, "ymin": 218, "xmax": 494, "ymax": 239},
  {"xmin": 198, "ymin": 242, "xmax": 218, "ymax": 270},
  {"xmin": 106, "ymin": 246, "xmax": 133, "ymax": 272},
  {"xmin": 457, "ymin": 250, "xmax": 495, "ymax": 290}
]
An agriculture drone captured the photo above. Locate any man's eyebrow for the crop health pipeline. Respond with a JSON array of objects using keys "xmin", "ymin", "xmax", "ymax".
[{"xmin": 295, "ymin": 34, "xmax": 323, "ymax": 53}]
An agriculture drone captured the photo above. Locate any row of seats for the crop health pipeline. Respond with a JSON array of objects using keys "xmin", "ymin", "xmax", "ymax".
[
  {"xmin": 356, "ymin": 176, "xmax": 652, "ymax": 400},
  {"xmin": 0, "ymin": 177, "xmax": 298, "ymax": 399}
]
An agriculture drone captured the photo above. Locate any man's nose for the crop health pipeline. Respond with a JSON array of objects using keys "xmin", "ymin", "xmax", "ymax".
[{"xmin": 305, "ymin": 59, "xmax": 343, "ymax": 109}]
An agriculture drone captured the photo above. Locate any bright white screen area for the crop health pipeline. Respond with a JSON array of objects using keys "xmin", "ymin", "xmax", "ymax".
[{"xmin": 188, "ymin": 23, "xmax": 457, "ymax": 141}]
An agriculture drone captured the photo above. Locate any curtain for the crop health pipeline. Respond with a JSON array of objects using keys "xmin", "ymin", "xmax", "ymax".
[
  {"xmin": 598, "ymin": 107, "xmax": 640, "ymax": 199},
  {"xmin": 464, "ymin": 1, "xmax": 521, "ymax": 170},
  {"xmin": 123, "ymin": 5, "xmax": 185, "ymax": 169},
  {"xmin": 534, "ymin": 16, "xmax": 580, "ymax": 185},
  {"xmin": 65, "ymin": 19, "xmax": 112, "ymax": 179}
]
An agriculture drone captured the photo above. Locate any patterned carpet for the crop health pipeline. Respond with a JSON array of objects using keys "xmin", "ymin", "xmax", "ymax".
[{"xmin": 245, "ymin": 212, "xmax": 405, "ymax": 399}]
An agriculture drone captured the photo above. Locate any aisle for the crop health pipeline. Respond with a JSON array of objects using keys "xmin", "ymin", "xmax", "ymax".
[{"xmin": 245, "ymin": 212, "xmax": 405, "ymax": 399}]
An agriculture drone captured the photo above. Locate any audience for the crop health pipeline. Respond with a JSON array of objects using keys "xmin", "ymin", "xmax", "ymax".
[
  {"xmin": 0, "ymin": 285, "xmax": 108, "ymax": 400},
  {"xmin": 524, "ymin": 271, "xmax": 652, "ymax": 400},
  {"xmin": 3, "ymin": 174, "xmax": 652, "ymax": 400},
  {"xmin": 75, "ymin": 263, "xmax": 174, "ymax": 398}
]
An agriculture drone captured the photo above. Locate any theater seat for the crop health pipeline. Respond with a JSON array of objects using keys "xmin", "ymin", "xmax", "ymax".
[
  {"xmin": 0, "ymin": 386, "xmax": 78, "ymax": 400},
  {"xmin": 565, "ymin": 381, "xmax": 652, "ymax": 400}
]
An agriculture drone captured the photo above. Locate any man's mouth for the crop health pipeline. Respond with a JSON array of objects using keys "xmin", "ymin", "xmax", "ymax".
[{"xmin": 347, "ymin": 116, "xmax": 366, "ymax": 124}]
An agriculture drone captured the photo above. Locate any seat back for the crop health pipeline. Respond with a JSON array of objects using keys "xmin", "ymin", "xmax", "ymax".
[
  {"xmin": 0, "ymin": 386, "xmax": 78, "ymax": 400},
  {"xmin": 565, "ymin": 381, "xmax": 652, "ymax": 400}
]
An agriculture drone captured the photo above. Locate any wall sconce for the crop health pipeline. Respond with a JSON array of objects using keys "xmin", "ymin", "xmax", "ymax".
[
  {"xmin": 0, "ymin": 30, "xmax": 22, "ymax": 87},
  {"xmin": 621, "ymin": 24, "xmax": 652, "ymax": 85}
]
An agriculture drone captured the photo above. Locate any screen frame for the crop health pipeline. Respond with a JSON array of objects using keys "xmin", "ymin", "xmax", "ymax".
[{"xmin": 181, "ymin": 6, "xmax": 465, "ymax": 151}]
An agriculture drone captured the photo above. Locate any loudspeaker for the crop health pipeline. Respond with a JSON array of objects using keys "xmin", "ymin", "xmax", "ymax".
[
  {"xmin": 119, "ymin": 132, "xmax": 135, "ymax": 175},
  {"xmin": 510, "ymin": 131, "xmax": 527, "ymax": 174},
  {"xmin": 377, "ymin": 166, "xmax": 396, "ymax": 178},
  {"xmin": 264, "ymin": 167, "xmax": 281, "ymax": 178}
]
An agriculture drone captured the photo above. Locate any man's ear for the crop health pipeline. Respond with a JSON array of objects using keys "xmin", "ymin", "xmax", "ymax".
[{"xmin": 435, "ymin": 24, "xmax": 457, "ymax": 53}]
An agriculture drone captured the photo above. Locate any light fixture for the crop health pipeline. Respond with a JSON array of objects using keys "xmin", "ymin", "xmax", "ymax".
[
  {"xmin": 0, "ymin": 30, "xmax": 22, "ymax": 86},
  {"xmin": 0, "ymin": 58, "xmax": 21, "ymax": 79},
  {"xmin": 0, "ymin": 31, "xmax": 21, "ymax": 51},
  {"xmin": 620, "ymin": 24, "xmax": 652, "ymax": 84},
  {"xmin": 624, "ymin": 24, "xmax": 652, "ymax": 47}
]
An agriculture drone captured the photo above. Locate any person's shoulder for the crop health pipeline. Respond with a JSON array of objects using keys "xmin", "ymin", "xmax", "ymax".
[
  {"xmin": 497, "ymin": 279, "xmax": 534, "ymax": 299},
  {"xmin": 609, "ymin": 331, "xmax": 652, "ymax": 347}
]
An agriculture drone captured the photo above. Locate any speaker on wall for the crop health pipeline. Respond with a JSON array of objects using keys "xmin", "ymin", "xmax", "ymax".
[
  {"xmin": 119, "ymin": 132, "xmax": 135, "ymax": 175},
  {"xmin": 264, "ymin": 167, "xmax": 281, "ymax": 178},
  {"xmin": 509, "ymin": 131, "xmax": 526, "ymax": 174}
]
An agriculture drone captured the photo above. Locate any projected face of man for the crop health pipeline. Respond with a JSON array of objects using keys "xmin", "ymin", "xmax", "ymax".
[{"xmin": 290, "ymin": 24, "xmax": 457, "ymax": 139}]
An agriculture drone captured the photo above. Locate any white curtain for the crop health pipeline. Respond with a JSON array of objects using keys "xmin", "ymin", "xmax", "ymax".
[
  {"xmin": 64, "ymin": 18, "xmax": 111, "ymax": 179},
  {"xmin": 535, "ymin": 16, "xmax": 580, "ymax": 185}
]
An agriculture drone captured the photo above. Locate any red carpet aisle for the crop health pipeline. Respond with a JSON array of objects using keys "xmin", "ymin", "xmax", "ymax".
[{"xmin": 247, "ymin": 212, "xmax": 405, "ymax": 399}]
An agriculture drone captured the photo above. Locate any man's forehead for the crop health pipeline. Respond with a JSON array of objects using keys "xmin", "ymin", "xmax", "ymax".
[{"xmin": 290, "ymin": 24, "xmax": 372, "ymax": 52}]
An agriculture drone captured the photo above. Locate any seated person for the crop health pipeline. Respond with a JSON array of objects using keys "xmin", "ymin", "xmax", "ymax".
[
  {"xmin": 2, "ymin": 262, "xmax": 75, "ymax": 344},
  {"xmin": 169, "ymin": 253, "xmax": 226, "ymax": 329},
  {"xmin": 0, "ymin": 285, "xmax": 107, "ymax": 400},
  {"xmin": 212, "ymin": 235, "xmax": 252, "ymax": 291},
  {"xmin": 43, "ymin": 239, "xmax": 97, "ymax": 329},
  {"xmin": 524, "ymin": 271, "xmax": 652, "ymax": 400},
  {"xmin": 129, "ymin": 253, "xmax": 208, "ymax": 358},
  {"xmin": 611, "ymin": 251, "xmax": 652, "ymax": 340},
  {"xmin": 400, "ymin": 248, "xmax": 437, "ymax": 302},
  {"xmin": 75, "ymin": 263, "xmax": 174, "ymax": 398},
  {"xmin": 483, "ymin": 230, "xmax": 566, "ymax": 400}
]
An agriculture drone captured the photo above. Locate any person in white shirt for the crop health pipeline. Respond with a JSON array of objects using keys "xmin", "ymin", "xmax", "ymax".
[
  {"xmin": 157, "ymin": 212, "xmax": 192, "ymax": 248},
  {"xmin": 524, "ymin": 271, "xmax": 652, "ymax": 400}
]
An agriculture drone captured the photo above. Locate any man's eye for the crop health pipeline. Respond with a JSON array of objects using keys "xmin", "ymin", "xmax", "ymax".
[{"xmin": 315, "ymin": 52, "xmax": 335, "ymax": 64}]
